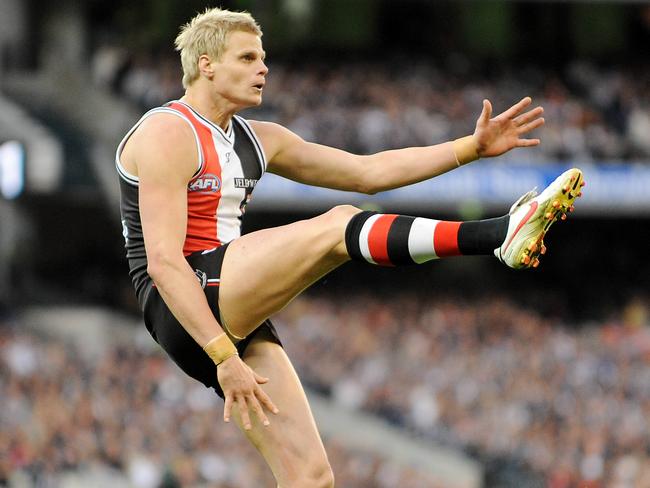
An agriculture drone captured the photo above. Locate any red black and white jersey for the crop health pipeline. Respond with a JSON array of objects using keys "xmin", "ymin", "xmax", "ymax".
[{"xmin": 116, "ymin": 100, "xmax": 266, "ymax": 305}]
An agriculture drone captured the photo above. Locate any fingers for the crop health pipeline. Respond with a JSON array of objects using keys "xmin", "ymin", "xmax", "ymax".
[
  {"xmin": 516, "ymin": 138, "xmax": 541, "ymax": 147},
  {"xmin": 246, "ymin": 365, "xmax": 277, "ymax": 414},
  {"xmin": 253, "ymin": 371, "xmax": 269, "ymax": 384},
  {"xmin": 224, "ymin": 394, "xmax": 233, "ymax": 423},
  {"xmin": 479, "ymin": 99, "xmax": 492, "ymax": 125},
  {"xmin": 234, "ymin": 391, "xmax": 277, "ymax": 430},
  {"xmin": 517, "ymin": 117, "xmax": 545, "ymax": 135},
  {"xmin": 221, "ymin": 363, "xmax": 278, "ymax": 430},
  {"xmin": 256, "ymin": 386, "xmax": 279, "ymax": 416},
  {"xmin": 247, "ymin": 394, "xmax": 271, "ymax": 427},
  {"xmin": 499, "ymin": 96, "xmax": 532, "ymax": 120},
  {"xmin": 237, "ymin": 395, "xmax": 253, "ymax": 430},
  {"xmin": 225, "ymin": 388, "xmax": 278, "ymax": 431},
  {"xmin": 514, "ymin": 106, "xmax": 544, "ymax": 127}
]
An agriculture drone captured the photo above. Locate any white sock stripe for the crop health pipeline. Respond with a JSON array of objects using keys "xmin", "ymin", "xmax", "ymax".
[
  {"xmin": 408, "ymin": 218, "xmax": 440, "ymax": 263},
  {"xmin": 358, "ymin": 214, "xmax": 381, "ymax": 264}
]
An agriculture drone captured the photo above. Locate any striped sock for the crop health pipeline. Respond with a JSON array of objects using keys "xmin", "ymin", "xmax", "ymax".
[{"xmin": 345, "ymin": 211, "xmax": 509, "ymax": 266}]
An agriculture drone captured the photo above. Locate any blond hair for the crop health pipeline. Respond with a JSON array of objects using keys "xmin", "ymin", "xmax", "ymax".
[{"xmin": 175, "ymin": 7, "xmax": 262, "ymax": 88}]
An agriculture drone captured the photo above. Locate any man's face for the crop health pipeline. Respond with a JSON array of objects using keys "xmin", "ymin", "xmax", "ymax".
[{"xmin": 210, "ymin": 30, "xmax": 267, "ymax": 108}]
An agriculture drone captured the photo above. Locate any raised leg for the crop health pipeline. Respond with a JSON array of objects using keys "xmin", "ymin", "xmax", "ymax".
[
  {"xmin": 219, "ymin": 170, "xmax": 586, "ymax": 339},
  {"xmin": 219, "ymin": 205, "xmax": 361, "ymax": 338},
  {"xmin": 219, "ymin": 203, "xmax": 509, "ymax": 338}
]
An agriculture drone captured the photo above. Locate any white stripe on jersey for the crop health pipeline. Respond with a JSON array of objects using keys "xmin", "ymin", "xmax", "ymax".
[
  {"xmin": 212, "ymin": 134, "xmax": 246, "ymax": 244},
  {"xmin": 115, "ymin": 107, "xmax": 204, "ymax": 185},
  {"xmin": 234, "ymin": 115, "xmax": 267, "ymax": 171},
  {"xmin": 176, "ymin": 101, "xmax": 234, "ymax": 146}
]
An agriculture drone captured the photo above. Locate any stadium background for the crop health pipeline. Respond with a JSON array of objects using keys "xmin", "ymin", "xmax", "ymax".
[{"xmin": 1, "ymin": 0, "xmax": 649, "ymax": 486}]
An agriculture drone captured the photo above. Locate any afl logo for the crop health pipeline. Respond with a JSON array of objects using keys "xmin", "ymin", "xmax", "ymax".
[{"xmin": 189, "ymin": 173, "xmax": 221, "ymax": 193}]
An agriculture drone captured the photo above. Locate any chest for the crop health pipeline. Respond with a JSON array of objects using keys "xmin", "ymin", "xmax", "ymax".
[{"xmin": 187, "ymin": 121, "xmax": 264, "ymax": 206}]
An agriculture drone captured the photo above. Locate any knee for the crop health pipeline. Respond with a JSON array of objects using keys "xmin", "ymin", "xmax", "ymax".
[
  {"xmin": 290, "ymin": 462, "xmax": 334, "ymax": 488},
  {"xmin": 314, "ymin": 464, "xmax": 335, "ymax": 488},
  {"xmin": 323, "ymin": 204, "xmax": 361, "ymax": 226},
  {"xmin": 320, "ymin": 205, "xmax": 362, "ymax": 236},
  {"xmin": 318, "ymin": 205, "xmax": 361, "ymax": 257}
]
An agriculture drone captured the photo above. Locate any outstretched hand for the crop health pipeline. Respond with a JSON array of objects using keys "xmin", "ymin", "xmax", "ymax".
[
  {"xmin": 218, "ymin": 354, "xmax": 279, "ymax": 430},
  {"xmin": 473, "ymin": 97, "xmax": 545, "ymax": 158}
]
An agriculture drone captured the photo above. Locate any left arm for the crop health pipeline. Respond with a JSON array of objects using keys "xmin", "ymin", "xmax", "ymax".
[{"xmin": 252, "ymin": 97, "xmax": 544, "ymax": 194}]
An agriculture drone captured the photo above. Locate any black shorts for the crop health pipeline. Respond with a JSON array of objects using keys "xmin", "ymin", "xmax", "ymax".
[{"xmin": 142, "ymin": 243, "xmax": 283, "ymax": 398}]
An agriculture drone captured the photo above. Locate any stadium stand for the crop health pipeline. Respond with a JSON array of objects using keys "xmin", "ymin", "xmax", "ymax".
[
  {"xmin": 2, "ymin": 2, "xmax": 649, "ymax": 487},
  {"xmin": 3, "ymin": 294, "xmax": 650, "ymax": 487},
  {"xmin": 97, "ymin": 49, "xmax": 650, "ymax": 163},
  {"xmin": 278, "ymin": 293, "xmax": 650, "ymax": 487},
  {"xmin": 1, "ymin": 306, "xmax": 479, "ymax": 488}
]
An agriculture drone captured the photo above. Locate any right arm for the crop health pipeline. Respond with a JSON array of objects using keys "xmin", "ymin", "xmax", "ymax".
[
  {"xmin": 131, "ymin": 114, "xmax": 277, "ymax": 428},
  {"xmin": 256, "ymin": 97, "xmax": 543, "ymax": 194},
  {"xmin": 134, "ymin": 114, "xmax": 223, "ymax": 347}
]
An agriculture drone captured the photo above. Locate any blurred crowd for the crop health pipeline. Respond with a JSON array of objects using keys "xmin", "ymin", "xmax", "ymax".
[
  {"xmin": 92, "ymin": 44, "xmax": 650, "ymax": 162},
  {"xmin": 3, "ymin": 293, "xmax": 650, "ymax": 487},
  {"xmin": 0, "ymin": 321, "xmax": 445, "ymax": 488},
  {"xmin": 276, "ymin": 293, "xmax": 650, "ymax": 487}
]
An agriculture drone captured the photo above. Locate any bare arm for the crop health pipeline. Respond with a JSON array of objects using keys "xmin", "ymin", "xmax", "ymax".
[
  {"xmin": 254, "ymin": 97, "xmax": 544, "ymax": 194},
  {"xmin": 132, "ymin": 114, "xmax": 277, "ymax": 428},
  {"xmin": 133, "ymin": 114, "xmax": 224, "ymax": 347}
]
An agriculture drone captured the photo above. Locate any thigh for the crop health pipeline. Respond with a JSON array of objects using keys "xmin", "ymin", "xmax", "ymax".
[
  {"xmin": 232, "ymin": 329, "xmax": 330, "ymax": 485},
  {"xmin": 219, "ymin": 205, "xmax": 360, "ymax": 337}
]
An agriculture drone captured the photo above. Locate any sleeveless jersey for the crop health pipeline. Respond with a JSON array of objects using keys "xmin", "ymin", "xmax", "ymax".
[{"xmin": 116, "ymin": 100, "xmax": 267, "ymax": 306}]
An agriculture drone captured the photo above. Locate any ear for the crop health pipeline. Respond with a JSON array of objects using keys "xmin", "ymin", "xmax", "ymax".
[{"xmin": 198, "ymin": 54, "xmax": 214, "ymax": 78}]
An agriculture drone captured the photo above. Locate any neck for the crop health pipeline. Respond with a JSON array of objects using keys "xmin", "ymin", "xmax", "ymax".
[{"xmin": 181, "ymin": 85, "xmax": 236, "ymax": 131}]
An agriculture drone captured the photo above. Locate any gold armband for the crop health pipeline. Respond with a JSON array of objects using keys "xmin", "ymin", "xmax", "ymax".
[
  {"xmin": 452, "ymin": 136, "xmax": 479, "ymax": 166},
  {"xmin": 203, "ymin": 333, "xmax": 238, "ymax": 365}
]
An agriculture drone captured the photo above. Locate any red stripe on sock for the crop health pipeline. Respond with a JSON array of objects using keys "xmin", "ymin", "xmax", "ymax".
[
  {"xmin": 433, "ymin": 221, "xmax": 462, "ymax": 257},
  {"xmin": 368, "ymin": 214, "xmax": 398, "ymax": 266}
]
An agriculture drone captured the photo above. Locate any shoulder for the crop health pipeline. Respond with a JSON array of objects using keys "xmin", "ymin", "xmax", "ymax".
[
  {"xmin": 247, "ymin": 119, "xmax": 296, "ymax": 138},
  {"xmin": 133, "ymin": 111, "xmax": 196, "ymax": 148},
  {"xmin": 246, "ymin": 120, "xmax": 303, "ymax": 161},
  {"xmin": 126, "ymin": 111, "xmax": 198, "ymax": 181}
]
